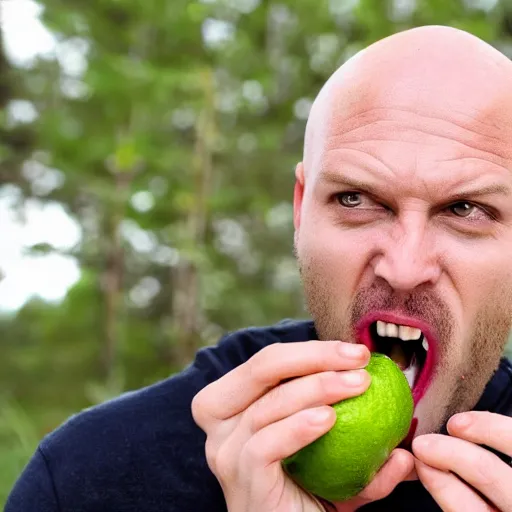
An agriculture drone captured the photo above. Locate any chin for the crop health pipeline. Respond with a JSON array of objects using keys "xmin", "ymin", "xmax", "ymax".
[{"xmin": 407, "ymin": 391, "xmax": 445, "ymax": 437}]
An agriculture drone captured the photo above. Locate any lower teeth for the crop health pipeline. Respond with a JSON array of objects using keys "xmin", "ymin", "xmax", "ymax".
[{"xmin": 402, "ymin": 353, "xmax": 418, "ymax": 388}]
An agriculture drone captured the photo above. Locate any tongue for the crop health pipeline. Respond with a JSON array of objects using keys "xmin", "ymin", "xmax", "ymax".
[
  {"xmin": 389, "ymin": 343, "xmax": 409, "ymax": 370},
  {"xmin": 388, "ymin": 343, "xmax": 419, "ymax": 388}
]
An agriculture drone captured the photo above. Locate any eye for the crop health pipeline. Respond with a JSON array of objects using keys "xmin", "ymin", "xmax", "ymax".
[
  {"xmin": 336, "ymin": 192, "xmax": 363, "ymax": 207},
  {"xmin": 450, "ymin": 201, "xmax": 475, "ymax": 218},
  {"xmin": 448, "ymin": 201, "xmax": 495, "ymax": 222}
]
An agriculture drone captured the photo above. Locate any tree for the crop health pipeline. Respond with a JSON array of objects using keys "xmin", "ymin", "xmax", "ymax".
[{"xmin": 2, "ymin": 0, "xmax": 512, "ymax": 502}]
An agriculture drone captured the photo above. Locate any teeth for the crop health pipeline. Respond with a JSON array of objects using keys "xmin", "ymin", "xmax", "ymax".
[
  {"xmin": 410, "ymin": 328, "xmax": 422, "ymax": 340},
  {"xmin": 376, "ymin": 321, "xmax": 386, "ymax": 337},
  {"xmin": 386, "ymin": 323, "xmax": 398, "ymax": 338},
  {"xmin": 398, "ymin": 325, "xmax": 414, "ymax": 341},
  {"xmin": 402, "ymin": 356, "xmax": 420, "ymax": 388},
  {"xmin": 402, "ymin": 326, "xmax": 422, "ymax": 341},
  {"xmin": 422, "ymin": 338, "xmax": 429, "ymax": 351},
  {"xmin": 375, "ymin": 321, "xmax": 423, "ymax": 342}
]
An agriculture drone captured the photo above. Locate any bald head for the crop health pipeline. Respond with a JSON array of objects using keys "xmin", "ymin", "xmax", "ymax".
[{"xmin": 303, "ymin": 25, "xmax": 512, "ymax": 175}]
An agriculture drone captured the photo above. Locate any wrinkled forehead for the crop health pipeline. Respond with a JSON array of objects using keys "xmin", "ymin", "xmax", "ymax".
[
  {"xmin": 305, "ymin": 33, "xmax": 512, "ymax": 176},
  {"xmin": 327, "ymin": 60, "xmax": 512, "ymax": 148}
]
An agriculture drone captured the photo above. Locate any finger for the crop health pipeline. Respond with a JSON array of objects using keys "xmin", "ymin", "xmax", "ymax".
[
  {"xmin": 244, "ymin": 369, "xmax": 371, "ymax": 435},
  {"xmin": 193, "ymin": 341, "xmax": 370, "ymax": 425},
  {"xmin": 359, "ymin": 449, "xmax": 415, "ymax": 501},
  {"xmin": 404, "ymin": 464, "xmax": 418, "ymax": 482},
  {"xmin": 448, "ymin": 411, "xmax": 512, "ymax": 457},
  {"xmin": 413, "ymin": 434, "xmax": 512, "ymax": 512},
  {"xmin": 239, "ymin": 406, "xmax": 336, "ymax": 471},
  {"xmin": 331, "ymin": 449, "xmax": 414, "ymax": 511},
  {"xmin": 211, "ymin": 407, "xmax": 336, "ymax": 509},
  {"xmin": 415, "ymin": 460, "xmax": 496, "ymax": 512}
]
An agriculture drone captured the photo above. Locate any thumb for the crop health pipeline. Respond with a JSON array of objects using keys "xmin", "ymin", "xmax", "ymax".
[{"xmin": 332, "ymin": 449, "xmax": 415, "ymax": 511}]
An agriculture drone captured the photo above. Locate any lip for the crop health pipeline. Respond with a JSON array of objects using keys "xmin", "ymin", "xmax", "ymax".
[{"xmin": 354, "ymin": 311, "xmax": 438, "ymax": 407}]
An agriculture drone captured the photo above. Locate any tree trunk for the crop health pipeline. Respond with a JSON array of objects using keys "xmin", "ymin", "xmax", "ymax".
[
  {"xmin": 100, "ymin": 171, "xmax": 133, "ymax": 384},
  {"xmin": 171, "ymin": 68, "xmax": 216, "ymax": 369}
]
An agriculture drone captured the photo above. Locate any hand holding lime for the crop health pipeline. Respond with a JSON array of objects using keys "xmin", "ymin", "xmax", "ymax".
[{"xmin": 282, "ymin": 353, "xmax": 414, "ymax": 502}]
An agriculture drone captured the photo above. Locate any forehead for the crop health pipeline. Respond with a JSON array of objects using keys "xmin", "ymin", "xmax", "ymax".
[
  {"xmin": 316, "ymin": 86, "xmax": 512, "ymax": 191},
  {"xmin": 325, "ymin": 107, "xmax": 510, "ymax": 164}
]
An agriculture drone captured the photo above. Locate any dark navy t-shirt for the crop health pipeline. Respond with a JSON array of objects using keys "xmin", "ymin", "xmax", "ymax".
[{"xmin": 5, "ymin": 320, "xmax": 512, "ymax": 511}]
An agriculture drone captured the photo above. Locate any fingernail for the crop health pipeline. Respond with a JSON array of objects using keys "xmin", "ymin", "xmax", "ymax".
[
  {"xmin": 451, "ymin": 413, "xmax": 472, "ymax": 429},
  {"xmin": 339, "ymin": 370, "xmax": 368, "ymax": 386},
  {"xmin": 306, "ymin": 407, "xmax": 333, "ymax": 425},
  {"xmin": 412, "ymin": 436, "xmax": 430, "ymax": 453},
  {"xmin": 339, "ymin": 342, "xmax": 367, "ymax": 359}
]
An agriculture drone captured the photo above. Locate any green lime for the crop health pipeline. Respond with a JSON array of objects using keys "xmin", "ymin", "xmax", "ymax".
[{"xmin": 282, "ymin": 352, "xmax": 414, "ymax": 502}]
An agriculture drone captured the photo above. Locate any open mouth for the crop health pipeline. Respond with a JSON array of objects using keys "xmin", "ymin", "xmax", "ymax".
[
  {"xmin": 370, "ymin": 321, "xmax": 427, "ymax": 388},
  {"xmin": 356, "ymin": 313, "xmax": 437, "ymax": 408}
]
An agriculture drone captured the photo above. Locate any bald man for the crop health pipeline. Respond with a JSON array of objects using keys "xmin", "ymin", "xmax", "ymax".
[{"xmin": 7, "ymin": 25, "xmax": 512, "ymax": 512}]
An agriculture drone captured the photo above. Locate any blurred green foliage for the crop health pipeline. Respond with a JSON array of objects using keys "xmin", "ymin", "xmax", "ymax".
[{"xmin": 2, "ymin": 0, "xmax": 512, "ymax": 504}]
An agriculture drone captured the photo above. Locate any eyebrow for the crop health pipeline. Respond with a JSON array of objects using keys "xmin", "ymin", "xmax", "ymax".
[
  {"xmin": 318, "ymin": 170, "xmax": 511, "ymax": 199},
  {"xmin": 450, "ymin": 184, "xmax": 510, "ymax": 198},
  {"xmin": 317, "ymin": 170, "xmax": 380, "ymax": 195}
]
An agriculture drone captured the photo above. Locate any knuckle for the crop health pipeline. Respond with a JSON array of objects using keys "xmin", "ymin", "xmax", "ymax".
[
  {"xmin": 319, "ymin": 371, "xmax": 341, "ymax": 400},
  {"xmin": 241, "ymin": 438, "xmax": 267, "ymax": 467},
  {"xmin": 360, "ymin": 479, "xmax": 387, "ymax": 501},
  {"xmin": 429, "ymin": 474, "xmax": 450, "ymax": 494},
  {"xmin": 211, "ymin": 442, "xmax": 236, "ymax": 483},
  {"xmin": 256, "ymin": 342, "xmax": 280, "ymax": 363},
  {"xmin": 476, "ymin": 413, "xmax": 495, "ymax": 444},
  {"xmin": 246, "ymin": 394, "xmax": 272, "ymax": 435},
  {"xmin": 204, "ymin": 438, "xmax": 217, "ymax": 468},
  {"xmin": 359, "ymin": 460, "xmax": 398, "ymax": 500},
  {"xmin": 290, "ymin": 412, "xmax": 320, "ymax": 444},
  {"xmin": 246, "ymin": 381, "xmax": 287, "ymax": 435},
  {"xmin": 473, "ymin": 451, "xmax": 497, "ymax": 489},
  {"xmin": 249, "ymin": 344, "xmax": 281, "ymax": 384},
  {"xmin": 191, "ymin": 390, "xmax": 208, "ymax": 427}
]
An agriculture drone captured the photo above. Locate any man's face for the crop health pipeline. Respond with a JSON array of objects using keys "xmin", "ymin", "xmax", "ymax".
[{"xmin": 293, "ymin": 44, "xmax": 512, "ymax": 437}]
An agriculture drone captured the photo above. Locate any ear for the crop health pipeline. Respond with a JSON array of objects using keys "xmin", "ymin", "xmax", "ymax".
[{"xmin": 293, "ymin": 162, "xmax": 305, "ymax": 231}]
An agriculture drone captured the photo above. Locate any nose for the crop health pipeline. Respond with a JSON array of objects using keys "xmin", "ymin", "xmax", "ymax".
[{"xmin": 372, "ymin": 215, "xmax": 441, "ymax": 292}]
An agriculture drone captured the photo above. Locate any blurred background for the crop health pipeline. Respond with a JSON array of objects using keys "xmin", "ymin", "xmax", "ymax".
[{"xmin": 2, "ymin": 0, "xmax": 512, "ymax": 504}]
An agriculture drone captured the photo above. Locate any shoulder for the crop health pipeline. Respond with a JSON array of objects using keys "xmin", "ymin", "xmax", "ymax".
[
  {"xmin": 43, "ymin": 318, "xmax": 315, "ymax": 453},
  {"xmin": 493, "ymin": 356, "xmax": 512, "ymax": 393},
  {"xmin": 476, "ymin": 356, "xmax": 512, "ymax": 416},
  {"xmin": 37, "ymin": 365, "xmax": 211, "ymax": 509},
  {"xmin": 495, "ymin": 356, "xmax": 512, "ymax": 411},
  {"xmin": 498, "ymin": 356, "xmax": 512, "ymax": 379},
  {"xmin": 33, "ymin": 319, "xmax": 315, "ymax": 509}
]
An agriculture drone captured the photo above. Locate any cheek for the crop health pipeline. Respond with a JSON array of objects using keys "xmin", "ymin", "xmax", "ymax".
[
  {"xmin": 432, "ymin": 242, "xmax": 512, "ymax": 380},
  {"xmin": 442, "ymin": 241, "xmax": 512, "ymax": 321},
  {"xmin": 299, "ymin": 222, "xmax": 373, "ymax": 284}
]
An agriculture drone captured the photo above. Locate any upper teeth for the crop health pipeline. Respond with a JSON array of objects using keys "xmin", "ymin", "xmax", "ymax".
[{"xmin": 376, "ymin": 321, "xmax": 423, "ymax": 343}]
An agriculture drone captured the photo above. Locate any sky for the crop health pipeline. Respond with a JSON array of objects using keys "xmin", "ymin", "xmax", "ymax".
[{"xmin": 0, "ymin": 0, "xmax": 82, "ymax": 311}]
